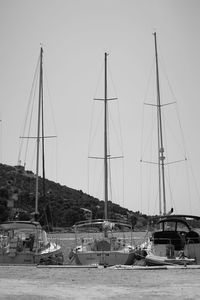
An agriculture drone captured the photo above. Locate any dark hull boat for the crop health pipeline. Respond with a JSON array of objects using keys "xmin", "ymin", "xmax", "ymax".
[
  {"xmin": 145, "ymin": 215, "xmax": 200, "ymax": 266},
  {"xmin": 141, "ymin": 33, "xmax": 200, "ymax": 266}
]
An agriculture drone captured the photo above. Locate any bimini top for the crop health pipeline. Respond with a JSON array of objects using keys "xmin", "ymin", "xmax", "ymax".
[
  {"xmin": 157, "ymin": 215, "xmax": 200, "ymax": 231},
  {"xmin": 0, "ymin": 221, "xmax": 42, "ymax": 231},
  {"xmin": 158, "ymin": 214, "xmax": 200, "ymax": 221}
]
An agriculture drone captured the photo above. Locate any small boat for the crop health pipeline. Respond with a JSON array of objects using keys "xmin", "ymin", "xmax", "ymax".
[
  {"xmin": 70, "ymin": 53, "xmax": 135, "ymax": 266},
  {"xmin": 143, "ymin": 33, "xmax": 200, "ymax": 266},
  {"xmin": 0, "ymin": 47, "xmax": 63, "ymax": 265}
]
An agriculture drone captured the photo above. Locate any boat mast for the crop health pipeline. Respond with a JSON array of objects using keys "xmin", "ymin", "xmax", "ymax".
[
  {"xmin": 35, "ymin": 47, "xmax": 43, "ymax": 216},
  {"xmin": 104, "ymin": 52, "xmax": 108, "ymax": 221},
  {"xmin": 153, "ymin": 32, "xmax": 166, "ymax": 215},
  {"xmin": 41, "ymin": 67, "xmax": 46, "ymax": 200}
]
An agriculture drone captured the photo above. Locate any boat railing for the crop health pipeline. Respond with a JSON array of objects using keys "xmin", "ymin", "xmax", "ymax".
[{"xmin": 74, "ymin": 218, "xmax": 132, "ymax": 230}]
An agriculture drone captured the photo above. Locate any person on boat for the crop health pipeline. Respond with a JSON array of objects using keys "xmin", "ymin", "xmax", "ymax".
[
  {"xmin": 29, "ymin": 233, "xmax": 34, "ymax": 251},
  {"xmin": 24, "ymin": 233, "xmax": 35, "ymax": 251}
]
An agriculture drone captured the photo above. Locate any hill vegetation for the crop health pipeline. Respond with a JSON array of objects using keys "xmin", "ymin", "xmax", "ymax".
[{"xmin": 0, "ymin": 163, "xmax": 151, "ymax": 231}]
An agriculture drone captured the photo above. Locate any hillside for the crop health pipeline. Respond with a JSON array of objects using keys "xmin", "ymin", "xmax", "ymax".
[{"xmin": 0, "ymin": 163, "xmax": 149, "ymax": 230}]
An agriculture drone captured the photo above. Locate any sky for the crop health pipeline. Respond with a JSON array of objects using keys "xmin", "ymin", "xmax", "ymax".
[{"xmin": 1, "ymin": 0, "xmax": 200, "ymax": 215}]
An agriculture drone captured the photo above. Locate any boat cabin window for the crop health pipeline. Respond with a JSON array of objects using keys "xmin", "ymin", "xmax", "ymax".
[
  {"xmin": 162, "ymin": 221, "xmax": 189, "ymax": 232},
  {"xmin": 163, "ymin": 221, "xmax": 176, "ymax": 231},
  {"xmin": 176, "ymin": 222, "xmax": 189, "ymax": 232}
]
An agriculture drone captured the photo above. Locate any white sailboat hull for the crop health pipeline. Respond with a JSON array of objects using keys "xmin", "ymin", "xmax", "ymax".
[
  {"xmin": 0, "ymin": 221, "xmax": 63, "ymax": 265},
  {"xmin": 73, "ymin": 250, "xmax": 135, "ymax": 266}
]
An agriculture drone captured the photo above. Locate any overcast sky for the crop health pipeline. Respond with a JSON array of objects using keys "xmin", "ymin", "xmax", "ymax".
[{"xmin": 1, "ymin": 0, "xmax": 200, "ymax": 215}]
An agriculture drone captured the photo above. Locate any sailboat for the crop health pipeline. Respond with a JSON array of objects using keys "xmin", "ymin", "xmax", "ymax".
[
  {"xmin": 0, "ymin": 47, "xmax": 63, "ymax": 264},
  {"xmin": 143, "ymin": 32, "xmax": 200, "ymax": 266},
  {"xmin": 70, "ymin": 53, "xmax": 135, "ymax": 266}
]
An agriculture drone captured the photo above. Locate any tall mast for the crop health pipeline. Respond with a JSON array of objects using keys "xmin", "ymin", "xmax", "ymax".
[
  {"xmin": 35, "ymin": 47, "xmax": 43, "ymax": 216},
  {"xmin": 153, "ymin": 32, "xmax": 166, "ymax": 215},
  {"xmin": 41, "ymin": 69, "xmax": 46, "ymax": 200},
  {"xmin": 104, "ymin": 52, "xmax": 108, "ymax": 220}
]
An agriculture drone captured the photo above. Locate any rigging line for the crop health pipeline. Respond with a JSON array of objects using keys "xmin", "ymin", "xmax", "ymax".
[
  {"xmin": 154, "ymin": 49, "xmax": 195, "ymax": 213},
  {"xmin": 158, "ymin": 48, "xmax": 178, "ymax": 103},
  {"xmin": 23, "ymin": 73, "xmax": 39, "ymax": 167},
  {"xmin": 18, "ymin": 60, "xmax": 39, "ymax": 162},
  {"xmin": 165, "ymin": 159, "xmax": 187, "ymax": 165},
  {"xmin": 108, "ymin": 152, "xmax": 113, "ymax": 203},
  {"xmin": 55, "ymin": 136, "xmax": 58, "ymax": 183},
  {"xmin": 97, "ymin": 163, "xmax": 104, "ymax": 201},
  {"xmin": 107, "ymin": 103, "xmax": 122, "ymax": 209},
  {"xmin": 162, "ymin": 112, "xmax": 182, "ymax": 213},
  {"xmin": 18, "ymin": 56, "xmax": 40, "ymax": 166},
  {"xmin": 107, "ymin": 105, "xmax": 124, "ymax": 208},
  {"xmin": 88, "ymin": 59, "xmax": 104, "ymax": 163},
  {"xmin": 147, "ymin": 154, "xmax": 151, "ymax": 215},
  {"xmin": 28, "ymin": 140, "xmax": 37, "ymax": 172},
  {"xmin": 152, "ymin": 188, "xmax": 159, "ymax": 216},
  {"xmin": 149, "ymin": 112, "xmax": 154, "ymax": 215},
  {"xmin": 87, "ymin": 101, "xmax": 97, "ymax": 195},
  {"xmin": 187, "ymin": 158, "xmax": 200, "ymax": 204},
  {"xmin": 88, "ymin": 103, "xmax": 104, "ymax": 156},
  {"xmin": 87, "ymin": 152, "xmax": 90, "ymax": 194},
  {"xmin": 91, "ymin": 156, "xmax": 102, "ymax": 199},
  {"xmin": 162, "ymin": 110, "xmax": 174, "ymax": 210},
  {"xmin": 155, "ymin": 45, "xmax": 188, "ymax": 158},
  {"xmin": 107, "ymin": 104, "xmax": 113, "ymax": 204},
  {"xmin": 175, "ymin": 102, "xmax": 188, "ymax": 159},
  {"xmin": 88, "ymin": 60, "xmax": 105, "ymax": 197},
  {"xmin": 90, "ymin": 154, "xmax": 97, "ymax": 196},
  {"xmin": 141, "ymin": 107, "xmax": 156, "ymax": 160},
  {"xmin": 108, "ymin": 106, "xmax": 124, "ymax": 155},
  {"xmin": 122, "ymin": 157, "xmax": 125, "ymax": 208},
  {"xmin": 116, "ymin": 98, "xmax": 124, "ymax": 156},
  {"xmin": 93, "ymin": 60, "xmax": 104, "ymax": 99},
  {"xmin": 165, "ymin": 168, "xmax": 175, "ymax": 212},
  {"xmin": 163, "ymin": 106, "xmax": 188, "ymax": 212},
  {"xmin": 144, "ymin": 58, "xmax": 156, "ymax": 101},
  {"xmin": 139, "ymin": 158, "xmax": 143, "ymax": 213},
  {"xmin": 107, "ymin": 59, "xmax": 118, "ymax": 98},
  {"xmin": 88, "ymin": 100, "xmax": 95, "ymax": 159},
  {"xmin": 43, "ymin": 63, "xmax": 58, "ymax": 136},
  {"xmin": 43, "ymin": 63, "xmax": 58, "ymax": 185},
  {"xmin": 175, "ymin": 102, "xmax": 200, "ymax": 208},
  {"xmin": 150, "ymin": 97, "xmax": 159, "ymax": 215},
  {"xmin": 140, "ymin": 103, "xmax": 145, "ymax": 162},
  {"xmin": 145, "ymin": 115, "xmax": 154, "ymax": 215},
  {"xmin": 185, "ymin": 158, "xmax": 192, "ymax": 214},
  {"xmin": 106, "ymin": 57, "xmax": 124, "ymax": 154},
  {"xmin": 140, "ymin": 58, "xmax": 155, "ymax": 161},
  {"xmin": 139, "ymin": 94, "xmax": 146, "ymax": 214},
  {"xmin": 162, "ymin": 106, "xmax": 187, "ymax": 159},
  {"xmin": 23, "ymin": 75, "xmax": 39, "ymax": 167},
  {"xmin": 110, "ymin": 158, "xmax": 122, "ymax": 207}
]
